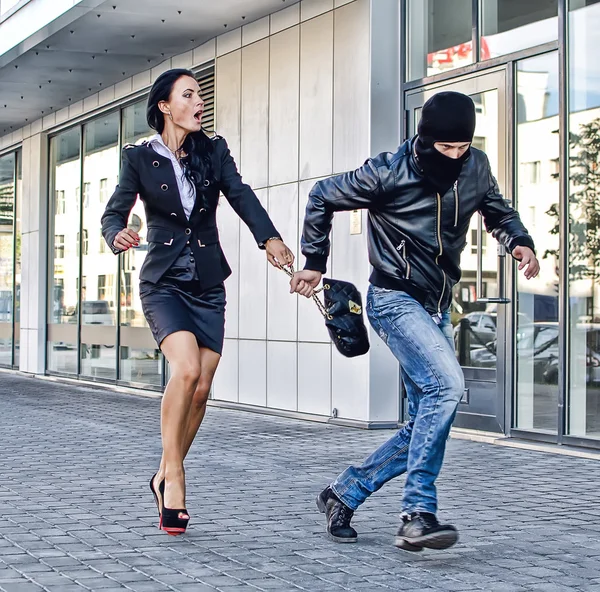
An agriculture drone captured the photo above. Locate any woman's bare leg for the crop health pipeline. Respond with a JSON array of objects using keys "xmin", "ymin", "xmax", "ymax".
[
  {"xmin": 157, "ymin": 331, "xmax": 201, "ymax": 512},
  {"xmin": 181, "ymin": 348, "xmax": 221, "ymax": 458},
  {"xmin": 153, "ymin": 345, "xmax": 221, "ymax": 511}
]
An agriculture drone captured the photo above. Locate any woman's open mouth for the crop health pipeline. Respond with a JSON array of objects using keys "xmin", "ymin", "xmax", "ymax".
[{"xmin": 194, "ymin": 110, "xmax": 203, "ymax": 122}]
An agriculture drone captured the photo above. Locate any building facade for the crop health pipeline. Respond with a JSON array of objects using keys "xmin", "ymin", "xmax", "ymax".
[{"xmin": 1, "ymin": 0, "xmax": 599, "ymax": 449}]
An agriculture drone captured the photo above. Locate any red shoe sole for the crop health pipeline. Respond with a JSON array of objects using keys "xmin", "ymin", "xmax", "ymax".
[{"xmin": 163, "ymin": 528, "xmax": 186, "ymax": 536}]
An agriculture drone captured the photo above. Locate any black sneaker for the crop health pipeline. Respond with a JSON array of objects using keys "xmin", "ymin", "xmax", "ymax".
[
  {"xmin": 316, "ymin": 486, "xmax": 357, "ymax": 543},
  {"xmin": 395, "ymin": 512, "xmax": 458, "ymax": 551}
]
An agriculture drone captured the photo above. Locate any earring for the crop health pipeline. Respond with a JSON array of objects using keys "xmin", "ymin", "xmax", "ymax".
[{"xmin": 167, "ymin": 112, "xmax": 173, "ymax": 121}]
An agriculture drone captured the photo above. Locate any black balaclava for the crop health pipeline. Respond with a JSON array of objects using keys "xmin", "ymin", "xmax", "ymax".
[{"xmin": 414, "ymin": 91, "xmax": 476, "ymax": 195}]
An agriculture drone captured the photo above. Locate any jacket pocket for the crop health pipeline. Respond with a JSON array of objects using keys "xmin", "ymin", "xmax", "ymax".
[
  {"xmin": 396, "ymin": 240, "xmax": 411, "ymax": 279},
  {"xmin": 196, "ymin": 227, "xmax": 220, "ymax": 246},
  {"xmin": 147, "ymin": 228, "xmax": 174, "ymax": 244}
]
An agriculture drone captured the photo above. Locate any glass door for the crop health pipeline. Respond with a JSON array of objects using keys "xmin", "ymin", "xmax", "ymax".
[{"xmin": 405, "ymin": 69, "xmax": 510, "ymax": 432}]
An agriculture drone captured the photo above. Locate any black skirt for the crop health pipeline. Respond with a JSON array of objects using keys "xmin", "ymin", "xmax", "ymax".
[{"xmin": 140, "ymin": 278, "xmax": 226, "ymax": 354}]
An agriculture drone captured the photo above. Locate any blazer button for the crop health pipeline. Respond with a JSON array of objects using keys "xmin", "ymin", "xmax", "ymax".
[
  {"xmin": 203, "ymin": 180, "xmax": 210, "ymax": 187},
  {"xmin": 161, "ymin": 184, "xmax": 168, "ymax": 191},
  {"xmin": 153, "ymin": 161, "xmax": 160, "ymax": 168},
  {"xmin": 185, "ymin": 228, "xmax": 191, "ymax": 235}
]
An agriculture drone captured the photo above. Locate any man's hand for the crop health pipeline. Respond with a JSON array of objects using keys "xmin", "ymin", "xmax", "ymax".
[
  {"xmin": 113, "ymin": 228, "xmax": 140, "ymax": 251},
  {"xmin": 512, "ymin": 246, "xmax": 540, "ymax": 280},
  {"xmin": 290, "ymin": 270, "xmax": 322, "ymax": 298},
  {"xmin": 265, "ymin": 238, "xmax": 295, "ymax": 269}
]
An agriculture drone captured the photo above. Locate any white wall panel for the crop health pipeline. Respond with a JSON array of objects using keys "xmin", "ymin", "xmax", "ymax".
[
  {"xmin": 238, "ymin": 189, "xmax": 268, "ymax": 340},
  {"xmin": 331, "ymin": 209, "xmax": 370, "ymax": 290},
  {"xmin": 241, "ymin": 39, "xmax": 269, "ymax": 189},
  {"xmin": 301, "ymin": 0, "xmax": 334, "ymax": 21},
  {"xmin": 267, "ymin": 341, "xmax": 297, "ymax": 411},
  {"xmin": 269, "ymin": 26, "xmax": 300, "ymax": 186},
  {"xmin": 267, "ymin": 183, "xmax": 299, "ymax": 341},
  {"xmin": 216, "ymin": 199, "xmax": 240, "ymax": 338},
  {"xmin": 216, "ymin": 51, "xmax": 242, "ymax": 338},
  {"xmin": 270, "ymin": 4, "xmax": 300, "ymax": 34},
  {"xmin": 239, "ymin": 340, "xmax": 267, "ymax": 407},
  {"xmin": 172, "ymin": 50, "xmax": 193, "ymax": 69},
  {"xmin": 217, "ymin": 28, "xmax": 242, "ymax": 57},
  {"xmin": 193, "ymin": 39, "xmax": 216, "ymax": 66},
  {"xmin": 213, "ymin": 338, "xmax": 239, "ymax": 402},
  {"xmin": 299, "ymin": 12, "xmax": 333, "ymax": 181},
  {"xmin": 216, "ymin": 50, "xmax": 242, "ymax": 154},
  {"xmin": 243, "ymin": 16, "xmax": 270, "ymax": 46},
  {"xmin": 298, "ymin": 342, "xmax": 331, "ymax": 415},
  {"xmin": 333, "ymin": 0, "xmax": 370, "ymax": 173},
  {"xmin": 332, "ymin": 349, "xmax": 369, "ymax": 421},
  {"xmin": 297, "ymin": 179, "xmax": 330, "ymax": 343}
]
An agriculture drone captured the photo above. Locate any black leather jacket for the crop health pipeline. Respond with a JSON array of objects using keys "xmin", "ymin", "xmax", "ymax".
[
  {"xmin": 301, "ymin": 137, "xmax": 535, "ymax": 314},
  {"xmin": 101, "ymin": 135, "xmax": 280, "ymax": 290}
]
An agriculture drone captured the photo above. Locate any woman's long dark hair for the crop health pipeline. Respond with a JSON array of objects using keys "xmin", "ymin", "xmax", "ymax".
[{"xmin": 147, "ymin": 68, "xmax": 214, "ymax": 208}]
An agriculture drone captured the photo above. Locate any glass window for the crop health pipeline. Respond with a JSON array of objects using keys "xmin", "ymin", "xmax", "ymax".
[
  {"xmin": 80, "ymin": 112, "xmax": 119, "ymax": 380},
  {"xmin": 452, "ymin": 90, "xmax": 500, "ymax": 371},
  {"xmin": 13, "ymin": 151, "xmax": 21, "ymax": 367},
  {"xmin": 119, "ymin": 100, "xmax": 162, "ymax": 387},
  {"xmin": 568, "ymin": 0, "xmax": 600, "ymax": 439},
  {"xmin": 407, "ymin": 0, "xmax": 473, "ymax": 80},
  {"xmin": 514, "ymin": 52, "xmax": 560, "ymax": 433},
  {"xmin": 0, "ymin": 152, "xmax": 15, "ymax": 367},
  {"xmin": 481, "ymin": 0, "xmax": 558, "ymax": 59},
  {"xmin": 48, "ymin": 127, "xmax": 81, "ymax": 374}
]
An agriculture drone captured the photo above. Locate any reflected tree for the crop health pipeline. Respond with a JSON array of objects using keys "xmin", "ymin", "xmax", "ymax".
[{"xmin": 545, "ymin": 118, "xmax": 600, "ymax": 315}]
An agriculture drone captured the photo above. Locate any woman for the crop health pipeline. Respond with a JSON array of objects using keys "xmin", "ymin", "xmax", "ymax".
[{"xmin": 101, "ymin": 68, "xmax": 294, "ymax": 535}]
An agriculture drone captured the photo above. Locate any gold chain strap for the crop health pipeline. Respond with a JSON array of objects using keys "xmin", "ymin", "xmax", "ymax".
[{"xmin": 280, "ymin": 264, "xmax": 332, "ymax": 320}]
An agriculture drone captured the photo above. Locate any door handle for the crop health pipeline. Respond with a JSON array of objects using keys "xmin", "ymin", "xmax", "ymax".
[{"xmin": 477, "ymin": 242, "xmax": 511, "ymax": 304}]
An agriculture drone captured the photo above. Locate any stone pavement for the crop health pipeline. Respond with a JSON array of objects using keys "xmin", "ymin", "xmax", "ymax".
[{"xmin": 1, "ymin": 374, "xmax": 600, "ymax": 592}]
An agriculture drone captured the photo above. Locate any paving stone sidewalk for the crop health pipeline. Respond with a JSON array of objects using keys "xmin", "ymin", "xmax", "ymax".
[{"xmin": 1, "ymin": 373, "xmax": 600, "ymax": 592}]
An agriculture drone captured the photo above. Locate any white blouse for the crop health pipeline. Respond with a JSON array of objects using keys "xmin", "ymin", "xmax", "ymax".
[{"xmin": 148, "ymin": 133, "xmax": 196, "ymax": 219}]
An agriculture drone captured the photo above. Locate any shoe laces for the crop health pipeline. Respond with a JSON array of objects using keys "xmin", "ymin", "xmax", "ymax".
[
  {"xmin": 403, "ymin": 511, "xmax": 439, "ymax": 529},
  {"xmin": 331, "ymin": 503, "xmax": 354, "ymax": 527}
]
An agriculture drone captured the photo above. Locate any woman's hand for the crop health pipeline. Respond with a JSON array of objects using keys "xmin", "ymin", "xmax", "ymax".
[
  {"xmin": 265, "ymin": 238, "xmax": 295, "ymax": 269},
  {"xmin": 113, "ymin": 228, "xmax": 140, "ymax": 251}
]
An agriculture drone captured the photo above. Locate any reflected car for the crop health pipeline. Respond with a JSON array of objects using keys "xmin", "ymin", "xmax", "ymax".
[
  {"xmin": 471, "ymin": 322, "xmax": 600, "ymax": 385},
  {"xmin": 453, "ymin": 312, "xmax": 498, "ymax": 351}
]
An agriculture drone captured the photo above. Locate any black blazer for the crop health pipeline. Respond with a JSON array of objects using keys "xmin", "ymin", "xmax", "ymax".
[{"xmin": 101, "ymin": 134, "xmax": 280, "ymax": 290}]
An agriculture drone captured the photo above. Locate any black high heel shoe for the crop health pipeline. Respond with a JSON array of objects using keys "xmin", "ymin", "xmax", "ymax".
[
  {"xmin": 158, "ymin": 480, "xmax": 189, "ymax": 536},
  {"xmin": 160, "ymin": 507, "xmax": 190, "ymax": 536},
  {"xmin": 149, "ymin": 473, "xmax": 164, "ymax": 519}
]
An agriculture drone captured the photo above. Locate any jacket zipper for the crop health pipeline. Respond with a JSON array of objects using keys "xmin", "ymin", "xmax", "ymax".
[
  {"xmin": 436, "ymin": 193, "xmax": 446, "ymax": 314},
  {"xmin": 397, "ymin": 240, "xmax": 411, "ymax": 278},
  {"xmin": 453, "ymin": 181, "xmax": 459, "ymax": 227}
]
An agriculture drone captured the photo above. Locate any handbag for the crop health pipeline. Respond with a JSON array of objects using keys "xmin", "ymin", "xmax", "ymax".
[{"xmin": 282, "ymin": 266, "xmax": 370, "ymax": 358}]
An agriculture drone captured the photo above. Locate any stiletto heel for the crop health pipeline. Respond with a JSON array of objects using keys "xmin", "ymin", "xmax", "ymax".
[
  {"xmin": 150, "ymin": 474, "xmax": 165, "ymax": 524},
  {"xmin": 160, "ymin": 506, "xmax": 190, "ymax": 536}
]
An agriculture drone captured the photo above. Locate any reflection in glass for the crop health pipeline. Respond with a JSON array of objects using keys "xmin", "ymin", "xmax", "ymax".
[
  {"xmin": 80, "ymin": 112, "xmax": 119, "ymax": 380},
  {"xmin": 481, "ymin": 0, "xmax": 558, "ymax": 60},
  {"xmin": 0, "ymin": 153, "xmax": 15, "ymax": 366},
  {"xmin": 452, "ymin": 91, "xmax": 499, "ymax": 374},
  {"xmin": 119, "ymin": 101, "xmax": 162, "ymax": 387},
  {"xmin": 407, "ymin": 0, "xmax": 473, "ymax": 80},
  {"xmin": 14, "ymin": 152, "xmax": 21, "ymax": 367},
  {"xmin": 514, "ymin": 53, "xmax": 560, "ymax": 433},
  {"xmin": 48, "ymin": 128, "xmax": 81, "ymax": 374},
  {"xmin": 568, "ymin": 0, "xmax": 600, "ymax": 439}
]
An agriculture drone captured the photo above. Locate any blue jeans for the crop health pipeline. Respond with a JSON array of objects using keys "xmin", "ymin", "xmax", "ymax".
[{"xmin": 331, "ymin": 285, "xmax": 465, "ymax": 515}]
